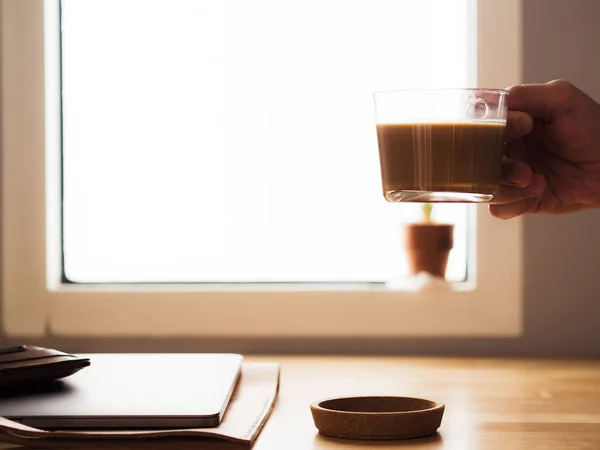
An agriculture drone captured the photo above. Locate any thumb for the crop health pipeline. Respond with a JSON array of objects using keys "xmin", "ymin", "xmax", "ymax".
[
  {"xmin": 507, "ymin": 79, "xmax": 573, "ymax": 119},
  {"xmin": 505, "ymin": 110, "xmax": 533, "ymax": 142}
]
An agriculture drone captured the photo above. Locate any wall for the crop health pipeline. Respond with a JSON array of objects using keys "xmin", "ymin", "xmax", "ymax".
[
  {"xmin": 518, "ymin": 0, "xmax": 600, "ymax": 357},
  {"xmin": 1, "ymin": 0, "xmax": 599, "ymax": 357}
]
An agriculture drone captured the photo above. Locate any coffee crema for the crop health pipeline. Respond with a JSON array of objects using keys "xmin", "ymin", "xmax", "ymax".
[{"xmin": 376, "ymin": 122, "xmax": 506, "ymax": 202}]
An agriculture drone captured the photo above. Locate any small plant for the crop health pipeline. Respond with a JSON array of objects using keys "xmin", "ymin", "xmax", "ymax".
[
  {"xmin": 406, "ymin": 202, "xmax": 454, "ymax": 278},
  {"xmin": 422, "ymin": 203, "xmax": 433, "ymax": 223}
]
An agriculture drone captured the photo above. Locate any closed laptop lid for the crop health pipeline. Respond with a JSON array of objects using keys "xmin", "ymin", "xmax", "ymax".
[{"xmin": 0, "ymin": 353, "xmax": 243, "ymax": 428}]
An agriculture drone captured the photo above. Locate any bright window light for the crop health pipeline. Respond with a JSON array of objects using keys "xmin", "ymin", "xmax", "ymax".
[{"xmin": 61, "ymin": 0, "xmax": 473, "ymax": 283}]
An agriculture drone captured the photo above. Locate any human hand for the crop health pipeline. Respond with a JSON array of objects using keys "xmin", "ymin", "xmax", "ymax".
[{"xmin": 490, "ymin": 80, "xmax": 600, "ymax": 219}]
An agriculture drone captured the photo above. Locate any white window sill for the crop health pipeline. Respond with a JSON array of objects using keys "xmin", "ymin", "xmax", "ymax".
[{"xmin": 43, "ymin": 279, "xmax": 520, "ymax": 338}]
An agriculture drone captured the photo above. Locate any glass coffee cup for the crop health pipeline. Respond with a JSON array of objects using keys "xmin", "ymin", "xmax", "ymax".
[{"xmin": 373, "ymin": 89, "xmax": 508, "ymax": 203}]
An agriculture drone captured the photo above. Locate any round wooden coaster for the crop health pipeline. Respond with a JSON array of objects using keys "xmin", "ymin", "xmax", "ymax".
[{"xmin": 310, "ymin": 396, "xmax": 445, "ymax": 440}]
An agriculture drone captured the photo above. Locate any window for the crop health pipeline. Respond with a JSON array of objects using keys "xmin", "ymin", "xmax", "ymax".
[
  {"xmin": 1, "ymin": 0, "xmax": 523, "ymax": 340},
  {"xmin": 61, "ymin": 0, "xmax": 471, "ymax": 284}
]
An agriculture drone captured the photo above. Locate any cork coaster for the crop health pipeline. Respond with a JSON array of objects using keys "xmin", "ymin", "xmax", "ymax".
[{"xmin": 310, "ymin": 396, "xmax": 444, "ymax": 440}]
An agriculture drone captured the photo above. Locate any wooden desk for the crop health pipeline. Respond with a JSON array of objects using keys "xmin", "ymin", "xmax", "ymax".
[
  {"xmin": 1, "ymin": 356, "xmax": 599, "ymax": 449},
  {"xmin": 252, "ymin": 356, "xmax": 600, "ymax": 449}
]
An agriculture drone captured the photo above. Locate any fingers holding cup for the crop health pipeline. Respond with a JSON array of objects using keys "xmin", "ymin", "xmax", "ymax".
[
  {"xmin": 491, "ymin": 173, "xmax": 546, "ymax": 205},
  {"xmin": 505, "ymin": 110, "xmax": 534, "ymax": 142},
  {"xmin": 500, "ymin": 156, "xmax": 534, "ymax": 187}
]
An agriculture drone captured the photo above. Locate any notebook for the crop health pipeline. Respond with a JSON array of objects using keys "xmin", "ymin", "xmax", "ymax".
[{"xmin": 0, "ymin": 353, "xmax": 243, "ymax": 428}]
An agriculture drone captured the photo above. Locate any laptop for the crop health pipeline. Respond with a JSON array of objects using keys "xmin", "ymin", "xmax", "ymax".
[{"xmin": 0, "ymin": 353, "xmax": 242, "ymax": 428}]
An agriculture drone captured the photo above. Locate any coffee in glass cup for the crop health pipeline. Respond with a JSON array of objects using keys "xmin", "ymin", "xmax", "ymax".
[{"xmin": 373, "ymin": 89, "xmax": 508, "ymax": 203}]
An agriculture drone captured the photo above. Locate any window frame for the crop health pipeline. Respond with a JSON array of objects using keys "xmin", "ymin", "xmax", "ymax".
[{"xmin": 1, "ymin": 0, "xmax": 524, "ymax": 339}]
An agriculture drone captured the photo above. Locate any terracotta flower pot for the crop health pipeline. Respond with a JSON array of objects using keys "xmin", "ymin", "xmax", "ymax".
[{"xmin": 404, "ymin": 223, "xmax": 454, "ymax": 278}]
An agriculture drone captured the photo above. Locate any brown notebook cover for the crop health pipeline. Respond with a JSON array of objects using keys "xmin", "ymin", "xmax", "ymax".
[{"xmin": 0, "ymin": 362, "xmax": 279, "ymax": 449}]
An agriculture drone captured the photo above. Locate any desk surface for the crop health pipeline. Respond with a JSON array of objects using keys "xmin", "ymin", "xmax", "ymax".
[
  {"xmin": 1, "ymin": 356, "xmax": 599, "ymax": 449},
  {"xmin": 253, "ymin": 356, "xmax": 600, "ymax": 450}
]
